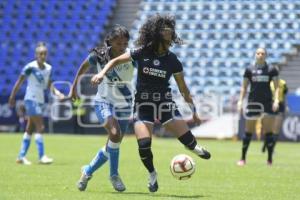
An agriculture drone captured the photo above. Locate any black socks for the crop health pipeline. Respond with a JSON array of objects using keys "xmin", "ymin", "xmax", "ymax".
[
  {"xmin": 242, "ymin": 132, "xmax": 252, "ymax": 160},
  {"xmin": 265, "ymin": 133, "xmax": 275, "ymax": 162},
  {"xmin": 137, "ymin": 138, "xmax": 154, "ymax": 173},
  {"xmin": 177, "ymin": 131, "xmax": 197, "ymax": 150}
]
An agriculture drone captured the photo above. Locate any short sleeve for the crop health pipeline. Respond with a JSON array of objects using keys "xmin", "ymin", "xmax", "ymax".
[
  {"xmin": 21, "ymin": 64, "xmax": 32, "ymax": 76},
  {"xmin": 87, "ymin": 52, "xmax": 98, "ymax": 67},
  {"xmin": 172, "ymin": 55, "xmax": 183, "ymax": 74},
  {"xmin": 243, "ymin": 68, "xmax": 251, "ymax": 80},
  {"xmin": 270, "ymin": 66, "xmax": 279, "ymax": 78},
  {"xmin": 130, "ymin": 48, "xmax": 143, "ymax": 61}
]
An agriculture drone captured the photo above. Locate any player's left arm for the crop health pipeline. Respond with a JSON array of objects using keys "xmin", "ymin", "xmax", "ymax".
[
  {"xmin": 174, "ymin": 72, "xmax": 201, "ymax": 125},
  {"xmin": 272, "ymin": 76, "xmax": 280, "ymax": 112},
  {"xmin": 48, "ymin": 80, "xmax": 65, "ymax": 100}
]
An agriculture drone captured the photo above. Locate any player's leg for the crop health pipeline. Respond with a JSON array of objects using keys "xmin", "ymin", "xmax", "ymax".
[
  {"xmin": 77, "ymin": 103, "xmax": 111, "ymax": 191},
  {"xmin": 78, "ymin": 102, "xmax": 125, "ymax": 192},
  {"xmin": 80, "ymin": 103, "xmax": 110, "ymax": 179},
  {"xmin": 104, "ymin": 116, "xmax": 126, "ymax": 192},
  {"xmin": 134, "ymin": 120, "xmax": 158, "ymax": 192},
  {"xmin": 16, "ymin": 117, "xmax": 34, "ymax": 165},
  {"xmin": 31, "ymin": 115, "xmax": 53, "ymax": 164},
  {"xmin": 163, "ymin": 119, "xmax": 211, "ymax": 159},
  {"xmin": 262, "ymin": 113, "xmax": 282, "ymax": 153},
  {"xmin": 262, "ymin": 114, "xmax": 276, "ymax": 165},
  {"xmin": 272, "ymin": 113, "xmax": 283, "ymax": 148},
  {"xmin": 237, "ymin": 119, "xmax": 256, "ymax": 165}
]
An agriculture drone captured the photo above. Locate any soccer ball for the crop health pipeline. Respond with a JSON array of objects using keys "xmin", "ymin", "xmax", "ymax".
[{"xmin": 170, "ymin": 154, "xmax": 195, "ymax": 180}]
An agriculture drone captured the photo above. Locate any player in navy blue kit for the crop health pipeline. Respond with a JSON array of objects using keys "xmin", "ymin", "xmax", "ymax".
[
  {"xmin": 237, "ymin": 48, "xmax": 279, "ymax": 166},
  {"xmin": 91, "ymin": 14, "xmax": 211, "ymax": 192},
  {"xmin": 70, "ymin": 25, "xmax": 133, "ymax": 192}
]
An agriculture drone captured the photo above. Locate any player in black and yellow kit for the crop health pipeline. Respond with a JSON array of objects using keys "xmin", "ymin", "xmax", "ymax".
[
  {"xmin": 91, "ymin": 14, "xmax": 211, "ymax": 192},
  {"xmin": 237, "ymin": 48, "xmax": 280, "ymax": 166},
  {"xmin": 261, "ymin": 79, "xmax": 288, "ymax": 152}
]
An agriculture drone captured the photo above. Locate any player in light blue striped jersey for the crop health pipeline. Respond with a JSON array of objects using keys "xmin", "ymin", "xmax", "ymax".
[
  {"xmin": 69, "ymin": 25, "xmax": 134, "ymax": 192},
  {"xmin": 9, "ymin": 42, "xmax": 65, "ymax": 165}
]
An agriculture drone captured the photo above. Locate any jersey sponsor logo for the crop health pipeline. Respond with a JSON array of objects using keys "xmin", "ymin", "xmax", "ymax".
[
  {"xmin": 143, "ymin": 58, "xmax": 150, "ymax": 61},
  {"xmin": 251, "ymin": 75, "xmax": 269, "ymax": 82},
  {"xmin": 142, "ymin": 67, "xmax": 166, "ymax": 78}
]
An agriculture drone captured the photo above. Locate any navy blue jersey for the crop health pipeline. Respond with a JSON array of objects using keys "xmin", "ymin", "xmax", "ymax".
[
  {"xmin": 243, "ymin": 63, "xmax": 278, "ymax": 103},
  {"xmin": 130, "ymin": 47, "xmax": 183, "ymax": 101}
]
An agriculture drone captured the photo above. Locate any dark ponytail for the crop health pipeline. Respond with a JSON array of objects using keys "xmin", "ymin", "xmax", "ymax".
[{"xmin": 90, "ymin": 24, "xmax": 129, "ymax": 58}]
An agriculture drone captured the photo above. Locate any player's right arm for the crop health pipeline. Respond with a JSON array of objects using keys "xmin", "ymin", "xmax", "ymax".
[
  {"xmin": 8, "ymin": 75, "xmax": 26, "ymax": 107},
  {"xmin": 237, "ymin": 78, "xmax": 249, "ymax": 113},
  {"xmin": 69, "ymin": 58, "xmax": 90, "ymax": 99},
  {"xmin": 91, "ymin": 52, "xmax": 131, "ymax": 86}
]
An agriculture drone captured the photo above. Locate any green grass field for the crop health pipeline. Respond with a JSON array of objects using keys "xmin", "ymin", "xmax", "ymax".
[{"xmin": 0, "ymin": 133, "xmax": 299, "ymax": 200}]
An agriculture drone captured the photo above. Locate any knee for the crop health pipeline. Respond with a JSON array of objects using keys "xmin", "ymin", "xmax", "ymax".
[
  {"xmin": 38, "ymin": 125, "xmax": 45, "ymax": 133},
  {"xmin": 25, "ymin": 128, "xmax": 33, "ymax": 135},
  {"xmin": 106, "ymin": 125, "xmax": 122, "ymax": 142},
  {"xmin": 244, "ymin": 132, "xmax": 252, "ymax": 141},
  {"xmin": 137, "ymin": 137, "xmax": 152, "ymax": 149}
]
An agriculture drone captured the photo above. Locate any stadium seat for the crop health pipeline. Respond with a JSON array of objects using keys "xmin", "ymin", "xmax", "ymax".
[
  {"xmin": 130, "ymin": 0, "xmax": 300, "ymax": 104},
  {"xmin": 0, "ymin": 0, "xmax": 116, "ymax": 95}
]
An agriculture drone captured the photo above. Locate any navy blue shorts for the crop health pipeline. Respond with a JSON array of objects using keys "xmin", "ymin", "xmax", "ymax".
[
  {"xmin": 245, "ymin": 101, "xmax": 275, "ymax": 117},
  {"xmin": 134, "ymin": 101, "xmax": 181, "ymax": 125},
  {"xmin": 277, "ymin": 102, "xmax": 286, "ymax": 114}
]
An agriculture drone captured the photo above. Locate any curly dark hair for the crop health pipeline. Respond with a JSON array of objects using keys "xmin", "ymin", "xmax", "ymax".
[{"xmin": 135, "ymin": 14, "xmax": 182, "ymax": 52}]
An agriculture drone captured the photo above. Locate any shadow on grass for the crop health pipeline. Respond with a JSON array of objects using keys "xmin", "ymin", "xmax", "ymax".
[{"xmin": 109, "ymin": 191, "xmax": 207, "ymax": 199}]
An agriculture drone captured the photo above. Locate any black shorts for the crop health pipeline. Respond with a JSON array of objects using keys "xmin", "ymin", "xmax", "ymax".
[
  {"xmin": 277, "ymin": 102, "xmax": 286, "ymax": 114},
  {"xmin": 245, "ymin": 101, "xmax": 275, "ymax": 117},
  {"xmin": 133, "ymin": 101, "xmax": 182, "ymax": 125}
]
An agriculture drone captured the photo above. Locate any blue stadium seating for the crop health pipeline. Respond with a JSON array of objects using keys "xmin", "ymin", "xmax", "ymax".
[
  {"xmin": 0, "ymin": 0, "xmax": 116, "ymax": 95},
  {"xmin": 131, "ymin": 0, "xmax": 300, "ymax": 103}
]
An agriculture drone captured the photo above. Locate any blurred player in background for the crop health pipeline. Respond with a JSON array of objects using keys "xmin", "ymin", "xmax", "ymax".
[
  {"xmin": 69, "ymin": 25, "xmax": 133, "ymax": 192},
  {"xmin": 8, "ymin": 42, "xmax": 65, "ymax": 165},
  {"xmin": 262, "ymin": 78, "xmax": 288, "ymax": 152},
  {"xmin": 237, "ymin": 48, "xmax": 279, "ymax": 166},
  {"xmin": 91, "ymin": 14, "xmax": 211, "ymax": 192},
  {"xmin": 15, "ymin": 102, "xmax": 27, "ymax": 132}
]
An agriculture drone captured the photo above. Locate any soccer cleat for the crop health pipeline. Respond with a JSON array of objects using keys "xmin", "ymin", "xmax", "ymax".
[
  {"xmin": 110, "ymin": 175, "xmax": 126, "ymax": 192},
  {"xmin": 148, "ymin": 171, "xmax": 158, "ymax": 193},
  {"xmin": 192, "ymin": 145, "xmax": 211, "ymax": 160},
  {"xmin": 39, "ymin": 155, "xmax": 53, "ymax": 164},
  {"xmin": 237, "ymin": 160, "xmax": 246, "ymax": 166},
  {"xmin": 77, "ymin": 166, "xmax": 92, "ymax": 191},
  {"xmin": 267, "ymin": 161, "xmax": 272, "ymax": 166},
  {"xmin": 16, "ymin": 157, "xmax": 32, "ymax": 165}
]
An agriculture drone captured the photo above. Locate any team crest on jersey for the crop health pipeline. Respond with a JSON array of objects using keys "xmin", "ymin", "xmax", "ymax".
[{"xmin": 153, "ymin": 59, "xmax": 160, "ymax": 66}]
